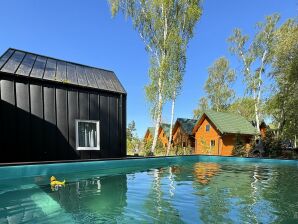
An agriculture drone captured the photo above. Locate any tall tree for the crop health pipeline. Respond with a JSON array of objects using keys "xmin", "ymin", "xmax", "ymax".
[
  {"xmin": 127, "ymin": 120, "xmax": 140, "ymax": 155},
  {"xmin": 109, "ymin": 0, "xmax": 202, "ymax": 155},
  {"xmin": 193, "ymin": 96, "xmax": 209, "ymax": 118},
  {"xmin": 166, "ymin": 40, "xmax": 185, "ymax": 156},
  {"xmin": 127, "ymin": 120, "xmax": 136, "ymax": 141},
  {"xmin": 227, "ymin": 97, "xmax": 256, "ymax": 121},
  {"xmin": 228, "ymin": 14, "xmax": 280, "ymax": 132},
  {"xmin": 204, "ymin": 57, "xmax": 235, "ymax": 112},
  {"xmin": 267, "ymin": 18, "xmax": 298, "ymax": 143}
]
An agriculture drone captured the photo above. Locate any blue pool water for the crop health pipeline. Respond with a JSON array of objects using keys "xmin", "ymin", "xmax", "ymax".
[{"xmin": 0, "ymin": 156, "xmax": 298, "ymax": 223}]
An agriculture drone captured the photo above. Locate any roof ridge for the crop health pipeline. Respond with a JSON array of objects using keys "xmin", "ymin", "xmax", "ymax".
[
  {"xmin": 7, "ymin": 48, "xmax": 115, "ymax": 74},
  {"xmin": 206, "ymin": 110, "xmax": 248, "ymax": 119},
  {"xmin": 177, "ymin": 117, "xmax": 197, "ymax": 121}
]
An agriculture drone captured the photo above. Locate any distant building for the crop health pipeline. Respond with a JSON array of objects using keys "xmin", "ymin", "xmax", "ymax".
[
  {"xmin": 192, "ymin": 111, "xmax": 257, "ymax": 156},
  {"xmin": 0, "ymin": 48, "xmax": 126, "ymax": 163},
  {"xmin": 172, "ymin": 118, "xmax": 197, "ymax": 148},
  {"xmin": 259, "ymin": 121, "xmax": 267, "ymax": 139},
  {"xmin": 144, "ymin": 123, "xmax": 170, "ymax": 147},
  {"xmin": 250, "ymin": 120, "xmax": 267, "ymax": 138}
]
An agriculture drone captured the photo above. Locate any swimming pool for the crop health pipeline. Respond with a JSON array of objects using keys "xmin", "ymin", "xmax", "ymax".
[{"xmin": 0, "ymin": 156, "xmax": 298, "ymax": 223}]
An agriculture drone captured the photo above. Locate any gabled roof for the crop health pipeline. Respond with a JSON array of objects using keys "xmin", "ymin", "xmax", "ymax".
[
  {"xmin": 174, "ymin": 118, "xmax": 198, "ymax": 135},
  {"xmin": 160, "ymin": 123, "xmax": 171, "ymax": 138},
  {"xmin": 193, "ymin": 110, "xmax": 257, "ymax": 135},
  {"xmin": 0, "ymin": 48, "xmax": 126, "ymax": 94},
  {"xmin": 147, "ymin": 127, "xmax": 155, "ymax": 136},
  {"xmin": 144, "ymin": 123, "xmax": 171, "ymax": 139}
]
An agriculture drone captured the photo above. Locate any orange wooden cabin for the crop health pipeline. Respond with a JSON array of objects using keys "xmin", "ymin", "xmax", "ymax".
[
  {"xmin": 144, "ymin": 124, "xmax": 171, "ymax": 147},
  {"xmin": 172, "ymin": 118, "xmax": 197, "ymax": 148},
  {"xmin": 192, "ymin": 111, "xmax": 258, "ymax": 156}
]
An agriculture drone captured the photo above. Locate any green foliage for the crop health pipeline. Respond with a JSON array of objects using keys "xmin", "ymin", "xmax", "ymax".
[
  {"xmin": 261, "ymin": 131, "xmax": 297, "ymax": 159},
  {"xmin": 232, "ymin": 135, "xmax": 247, "ymax": 157},
  {"xmin": 227, "ymin": 97, "xmax": 256, "ymax": 121},
  {"xmin": 228, "ymin": 14, "xmax": 280, "ymax": 130},
  {"xmin": 173, "ymin": 146, "xmax": 193, "ymax": 155},
  {"xmin": 109, "ymin": 0, "xmax": 202, "ymax": 153},
  {"xmin": 193, "ymin": 57, "xmax": 235, "ymax": 116},
  {"xmin": 127, "ymin": 120, "xmax": 136, "ymax": 141},
  {"xmin": 199, "ymin": 137, "xmax": 216, "ymax": 154},
  {"xmin": 193, "ymin": 96, "xmax": 209, "ymax": 118},
  {"xmin": 127, "ymin": 121, "xmax": 141, "ymax": 155},
  {"xmin": 267, "ymin": 18, "xmax": 298, "ymax": 142},
  {"xmin": 143, "ymin": 138, "xmax": 165, "ymax": 156},
  {"xmin": 262, "ymin": 131, "xmax": 283, "ymax": 157},
  {"xmin": 205, "ymin": 57, "xmax": 235, "ymax": 112}
]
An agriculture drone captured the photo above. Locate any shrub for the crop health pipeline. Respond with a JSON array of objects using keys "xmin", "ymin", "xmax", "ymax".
[
  {"xmin": 232, "ymin": 135, "xmax": 247, "ymax": 157},
  {"xmin": 262, "ymin": 131, "xmax": 283, "ymax": 157},
  {"xmin": 143, "ymin": 138, "xmax": 165, "ymax": 156}
]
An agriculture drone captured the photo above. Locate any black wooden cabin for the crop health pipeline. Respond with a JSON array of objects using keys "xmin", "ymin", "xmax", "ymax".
[{"xmin": 0, "ymin": 48, "xmax": 126, "ymax": 163}]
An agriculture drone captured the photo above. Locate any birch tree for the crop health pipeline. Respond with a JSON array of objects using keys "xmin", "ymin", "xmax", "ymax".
[
  {"xmin": 227, "ymin": 97, "xmax": 255, "ymax": 121},
  {"xmin": 267, "ymin": 19, "xmax": 298, "ymax": 143},
  {"xmin": 109, "ymin": 0, "xmax": 202, "ymax": 155},
  {"xmin": 204, "ymin": 57, "xmax": 235, "ymax": 112},
  {"xmin": 193, "ymin": 96, "xmax": 209, "ymax": 118},
  {"xmin": 166, "ymin": 40, "xmax": 185, "ymax": 156},
  {"xmin": 228, "ymin": 14, "xmax": 280, "ymax": 132}
]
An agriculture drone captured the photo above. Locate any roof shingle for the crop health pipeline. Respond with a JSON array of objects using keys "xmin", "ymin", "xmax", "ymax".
[
  {"xmin": 196, "ymin": 111, "xmax": 257, "ymax": 135},
  {"xmin": 176, "ymin": 118, "xmax": 197, "ymax": 135}
]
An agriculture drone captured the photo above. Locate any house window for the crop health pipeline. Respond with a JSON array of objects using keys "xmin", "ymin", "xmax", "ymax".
[
  {"xmin": 210, "ymin": 140, "xmax": 215, "ymax": 147},
  {"xmin": 206, "ymin": 124, "xmax": 210, "ymax": 132},
  {"xmin": 182, "ymin": 142, "xmax": 186, "ymax": 147},
  {"xmin": 76, "ymin": 120, "xmax": 100, "ymax": 150}
]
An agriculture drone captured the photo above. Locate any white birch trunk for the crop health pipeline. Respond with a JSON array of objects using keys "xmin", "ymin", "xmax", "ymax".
[
  {"xmin": 151, "ymin": 78, "xmax": 163, "ymax": 154},
  {"xmin": 254, "ymin": 91, "xmax": 260, "ymax": 134},
  {"xmin": 166, "ymin": 91, "xmax": 176, "ymax": 156},
  {"xmin": 255, "ymin": 50, "xmax": 267, "ymax": 134},
  {"xmin": 150, "ymin": 3, "xmax": 167, "ymax": 155}
]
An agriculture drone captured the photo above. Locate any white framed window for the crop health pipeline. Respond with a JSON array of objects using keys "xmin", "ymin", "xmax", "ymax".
[
  {"xmin": 76, "ymin": 119, "xmax": 100, "ymax": 150},
  {"xmin": 210, "ymin": 140, "xmax": 215, "ymax": 147}
]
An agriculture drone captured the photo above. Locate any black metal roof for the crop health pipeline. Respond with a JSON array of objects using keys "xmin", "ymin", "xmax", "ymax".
[{"xmin": 0, "ymin": 48, "xmax": 126, "ymax": 94}]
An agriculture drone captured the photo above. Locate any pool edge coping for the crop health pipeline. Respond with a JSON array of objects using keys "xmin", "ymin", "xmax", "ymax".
[{"xmin": 0, "ymin": 154, "xmax": 297, "ymax": 167}]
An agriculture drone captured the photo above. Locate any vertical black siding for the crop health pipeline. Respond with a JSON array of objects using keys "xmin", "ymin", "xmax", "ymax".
[
  {"xmin": 100, "ymin": 94, "xmax": 109, "ymax": 157},
  {"xmin": 109, "ymin": 96, "xmax": 119, "ymax": 157},
  {"xmin": 15, "ymin": 81, "xmax": 31, "ymax": 161},
  {"xmin": 122, "ymin": 95, "xmax": 127, "ymax": 156},
  {"xmin": 89, "ymin": 92, "xmax": 100, "ymax": 158},
  {"xmin": 30, "ymin": 83, "xmax": 44, "ymax": 161},
  {"xmin": 43, "ymin": 86, "xmax": 57, "ymax": 160},
  {"xmin": 0, "ymin": 79, "xmax": 17, "ymax": 162},
  {"xmin": 0, "ymin": 75, "xmax": 126, "ymax": 162},
  {"xmin": 68, "ymin": 89, "xmax": 79, "ymax": 158},
  {"xmin": 79, "ymin": 91, "xmax": 90, "ymax": 159},
  {"xmin": 56, "ymin": 88, "xmax": 69, "ymax": 159},
  {"xmin": 118, "ymin": 95, "xmax": 126, "ymax": 156}
]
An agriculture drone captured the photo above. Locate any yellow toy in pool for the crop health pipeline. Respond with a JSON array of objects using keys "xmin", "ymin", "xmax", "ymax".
[{"xmin": 50, "ymin": 176, "xmax": 65, "ymax": 190}]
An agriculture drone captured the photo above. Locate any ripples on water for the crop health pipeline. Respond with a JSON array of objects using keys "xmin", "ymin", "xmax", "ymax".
[{"xmin": 0, "ymin": 160, "xmax": 298, "ymax": 223}]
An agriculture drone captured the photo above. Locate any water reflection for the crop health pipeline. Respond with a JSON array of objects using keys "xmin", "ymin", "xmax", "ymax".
[
  {"xmin": 1, "ymin": 161, "xmax": 298, "ymax": 223},
  {"xmin": 48, "ymin": 174, "xmax": 127, "ymax": 222},
  {"xmin": 193, "ymin": 162, "xmax": 220, "ymax": 185},
  {"xmin": 143, "ymin": 168, "xmax": 182, "ymax": 223},
  {"xmin": 0, "ymin": 174, "xmax": 127, "ymax": 223}
]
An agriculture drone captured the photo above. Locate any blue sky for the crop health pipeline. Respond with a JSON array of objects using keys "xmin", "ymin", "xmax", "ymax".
[{"xmin": 0, "ymin": 0, "xmax": 296, "ymax": 137}]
